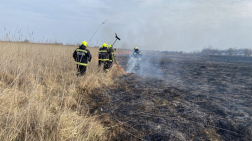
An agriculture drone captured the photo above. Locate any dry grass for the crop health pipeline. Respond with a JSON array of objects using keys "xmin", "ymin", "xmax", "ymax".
[{"xmin": 0, "ymin": 41, "xmax": 122, "ymax": 141}]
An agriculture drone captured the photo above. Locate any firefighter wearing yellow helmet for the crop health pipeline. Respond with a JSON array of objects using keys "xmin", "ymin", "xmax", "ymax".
[
  {"xmin": 98, "ymin": 44, "xmax": 104, "ymax": 66},
  {"xmin": 106, "ymin": 44, "xmax": 117, "ymax": 70},
  {"xmin": 132, "ymin": 47, "xmax": 142, "ymax": 71},
  {"xmin": 98, "ymin": 43, "xmax": 110, "ymax": 71},
  {"xmin": 98, "ymin": 43, "xmax": 108, "ymax": 66},
  {"xmin": 133, "ymin": 47, "xmax": 142, "ymax": 58},
  {"xmin": 73, "ymin": 41, "xmax": 92, "ymax": 76}
]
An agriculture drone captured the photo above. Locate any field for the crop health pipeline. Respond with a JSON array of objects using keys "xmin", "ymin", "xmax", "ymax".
[
  {"xmin": 0, "ymin": 42, "xmax": 252, "ymax": 141},
  {"xmin": 0, "ymin": 41, "xmax": 122, "ymax": 140},
  {"xmin": 100, "ymin": 53, "xmax": 252, "ymax": 140}
]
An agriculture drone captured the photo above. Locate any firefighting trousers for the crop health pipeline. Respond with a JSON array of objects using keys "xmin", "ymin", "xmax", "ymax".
[
  {"xmin": 98, "ymin": 60, "xmax": 104, "ymax": 66},
  {"xmin": 77, "ymin": 65, "xmax": 87, "ymax": 76},
  {"xmin": 107, "ymin": 61, "xmax": 113, "ymax": 69},
  {"xmin": 103, "ymin": 61, "xmax": 110, "ymax": 72}
]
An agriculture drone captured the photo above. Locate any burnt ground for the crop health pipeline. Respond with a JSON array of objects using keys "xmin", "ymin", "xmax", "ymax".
[{"xmin": 97, "ymin": 54, "xmax": 252, "ymax": 141}]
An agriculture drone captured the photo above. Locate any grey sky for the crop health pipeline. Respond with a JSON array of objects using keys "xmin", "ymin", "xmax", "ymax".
[{"xmin": 1, "ymin": 0, "xmax": 252, "ymax": 52}]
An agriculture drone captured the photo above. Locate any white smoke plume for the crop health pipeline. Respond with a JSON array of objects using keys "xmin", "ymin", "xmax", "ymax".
[{"xmin": 126, "ymin": 51, "xmax": 164, "ymax": 78}]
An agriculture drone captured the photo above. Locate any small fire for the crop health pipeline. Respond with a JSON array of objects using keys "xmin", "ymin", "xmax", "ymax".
[
  {"xmin": 114, "ymin": 52, "xmax": 122, "ymax": 55},
  {"xmin": 116, "ymin": 61, "xmax": 126, "ymax": 75},
  {"xmin": 95, "ymin": 56, "xmax": 98, "ymax": 60},
  {"xmin": 126, "ymin": 52, "xmax": 130, "ymax": 55}
]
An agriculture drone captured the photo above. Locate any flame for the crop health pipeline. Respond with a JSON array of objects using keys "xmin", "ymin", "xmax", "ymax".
[
  {"xmin": 114, "ymin": 52, "xmax": 124, "ymax": 55},
  {"xmin": 116, "ymin": 61, "xmax": 126, "ymax": 75},
  {"xmin": 95, "ymin": 56, "xmax": 98, "ymax": 60},
  {"xmin": 126, "ymin": 52, "xmax": 130, "ymax": 55}
]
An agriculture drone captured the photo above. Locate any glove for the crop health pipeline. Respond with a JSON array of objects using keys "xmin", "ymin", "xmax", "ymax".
[
  {"xmin": 114, "ymin": 48, "xmax": 116, "ymax": 51},
  {"xmin": 88, "ymin": 59, "xmax": 91, "ymax": 62}
]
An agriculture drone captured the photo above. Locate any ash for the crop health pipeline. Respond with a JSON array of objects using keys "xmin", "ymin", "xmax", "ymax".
[{"xmin": 99, "ymin": 54, "xmax": 252, "ymax": 141}]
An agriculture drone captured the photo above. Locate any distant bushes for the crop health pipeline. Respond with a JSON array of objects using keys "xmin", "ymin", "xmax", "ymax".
[{"xmin": 201, "ymin": 47, "xmax": 252, "ymax": 57}]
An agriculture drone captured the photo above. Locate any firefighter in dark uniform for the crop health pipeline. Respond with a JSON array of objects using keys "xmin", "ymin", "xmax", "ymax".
[
  {"xmin": 98, "ymin": 43, "xmax": 108, "ymax": 67},
  {"xmin": 73, "ymin": 41, "xmax": 92, "ymax": 76},
  {"xmin": 132, "ymin": 47, "xmax": 142, "ymax": 70},
  {"xmin": 107, "ymin": 44, "xmax": 116, "ymax": 70},
  {"xmin": 98, "ymin": 45, "xmax": 103, "ymax": 66},
  {"xmin": 99, "ymin": 43, "xmax": 110, "ymax": 72}
]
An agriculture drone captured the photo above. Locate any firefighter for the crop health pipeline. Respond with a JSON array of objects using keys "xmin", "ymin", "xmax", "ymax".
[
  {"xmin": 107, "ymin": 44, "xmax": 116, "ymax": 69},
  {"xmin": 132, "ymin": 47, "xmax": 142, "ymax": 70},
  {"xmin": 73, "ymin": 41, "xmax": 92, "ymax": 76},
  {"xmin": 99, "ymin": 43, "xmax": 111, "ymax": 72},
  {"xmin": 98, "ymin": 45, "xmax": 103, "ymax": 66},
  {"xmin": 98, "ymin": 43, "xmax": 108, "ymax": 67}
]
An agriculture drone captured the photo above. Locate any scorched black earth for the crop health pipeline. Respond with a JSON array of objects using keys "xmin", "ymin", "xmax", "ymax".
[{"xmin": 98, "ymin": 54, "xmax": 252, "ymax": 141}]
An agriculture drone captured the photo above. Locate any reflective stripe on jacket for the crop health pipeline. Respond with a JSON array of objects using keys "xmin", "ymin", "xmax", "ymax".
[
  {"xmin": 107, "ymin": 48, "xmax": 115, "ymax": 62},
  {"xmin": 73, "ymin": 46, "xmax": 92, "ymax": 66},
  {"xmin": 99, "ymin": 47, "xmax": 109, "ymax": 62}
]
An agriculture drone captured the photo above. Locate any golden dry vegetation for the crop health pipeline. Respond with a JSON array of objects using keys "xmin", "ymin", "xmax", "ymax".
[{"xmin": 0, "ymin": 41, "xmax": 122, "ymax": 141}]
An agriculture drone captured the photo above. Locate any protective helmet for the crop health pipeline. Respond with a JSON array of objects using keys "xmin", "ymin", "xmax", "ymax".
[
  {"xmin": 102, "ymin": 43, "xmax": 108, "ymax": 48},
  {"xmin": 109, "ymin": 45, "xmax": 112, "ymax": 48},
  {"xmin": 81, "ymin": 41, "xmax": 88, "ymax": 47},
  {"xmin": 134, "ymin": 47, "xmax": 138, "ymax": 50}
]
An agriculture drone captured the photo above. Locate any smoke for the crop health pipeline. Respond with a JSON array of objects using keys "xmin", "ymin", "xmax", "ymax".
[
  {"xmin": 126, "ymin": 53, "xmax": 138, "ymax": 73},
  {"xmin": 2, "ymin": 0, "xmax": 252, "ymax": 52},
  {"xmin": 126, "ymin": 51, "xmax": 164, "ymax": 78},
  {"xmin": 95, "ymin": 0, "xmax": 252, "ymax": 52}
]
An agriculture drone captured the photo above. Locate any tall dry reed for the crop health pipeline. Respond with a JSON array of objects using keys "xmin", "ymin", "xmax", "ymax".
[{"xmin": 0, "ymin": 41, "xmax": 121, "ymax": 141}]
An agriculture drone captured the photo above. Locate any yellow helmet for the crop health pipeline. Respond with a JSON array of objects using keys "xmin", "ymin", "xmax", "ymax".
[
  {"xmin": 81, "ymin": 41, "xmax": 88, "ymax": 47},
  {"xmin": 102, "ymin": 43, "xmax": 108, "ymax": 48},
  {"xmin": 134, "ymin": 47, "xmax": 138, "ymax": 50},
  {"xmin": 109, "ymin": 45, "xmax": 112, "ymax": 48}
]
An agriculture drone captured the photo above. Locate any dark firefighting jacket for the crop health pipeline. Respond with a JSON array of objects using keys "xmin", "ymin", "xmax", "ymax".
[
  {"xmin": 99, "ymin": 47, "xmax": 109, "ymax": 61},
  {"xmin": 73, "ymin": 45, "xmax": 92, "ymax": 66},
  {"xmin": 98, "ymin": 47, "xmax": 102, "ymax": 61},
  {"xmin": 132, "ymin": 49, "xmax": 142, "ymax": 59},
  {"xmin": 107, "ymin": 48, "xmax": 115, "ymax": 62}
]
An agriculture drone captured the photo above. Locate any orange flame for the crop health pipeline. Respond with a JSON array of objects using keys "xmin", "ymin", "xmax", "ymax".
[
  {"xmin": 126, "ymin": 52, "xmax": 130, "ymax": 55},
  {"xmin": 114, "ymin": 52, "xmax": 124, "ymax": 55},
  {"xmin": 116, "ymin": 61, "xmax": 126, "ymax": 75},
  {"xmin": 95, "ymin": 56, "xmax": 98, "ymax": 60}
]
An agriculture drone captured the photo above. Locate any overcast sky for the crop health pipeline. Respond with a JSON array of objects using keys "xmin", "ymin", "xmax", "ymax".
[{"xmin": 1, "ymin": 0, "xmax": 252, "ymax": 52}]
